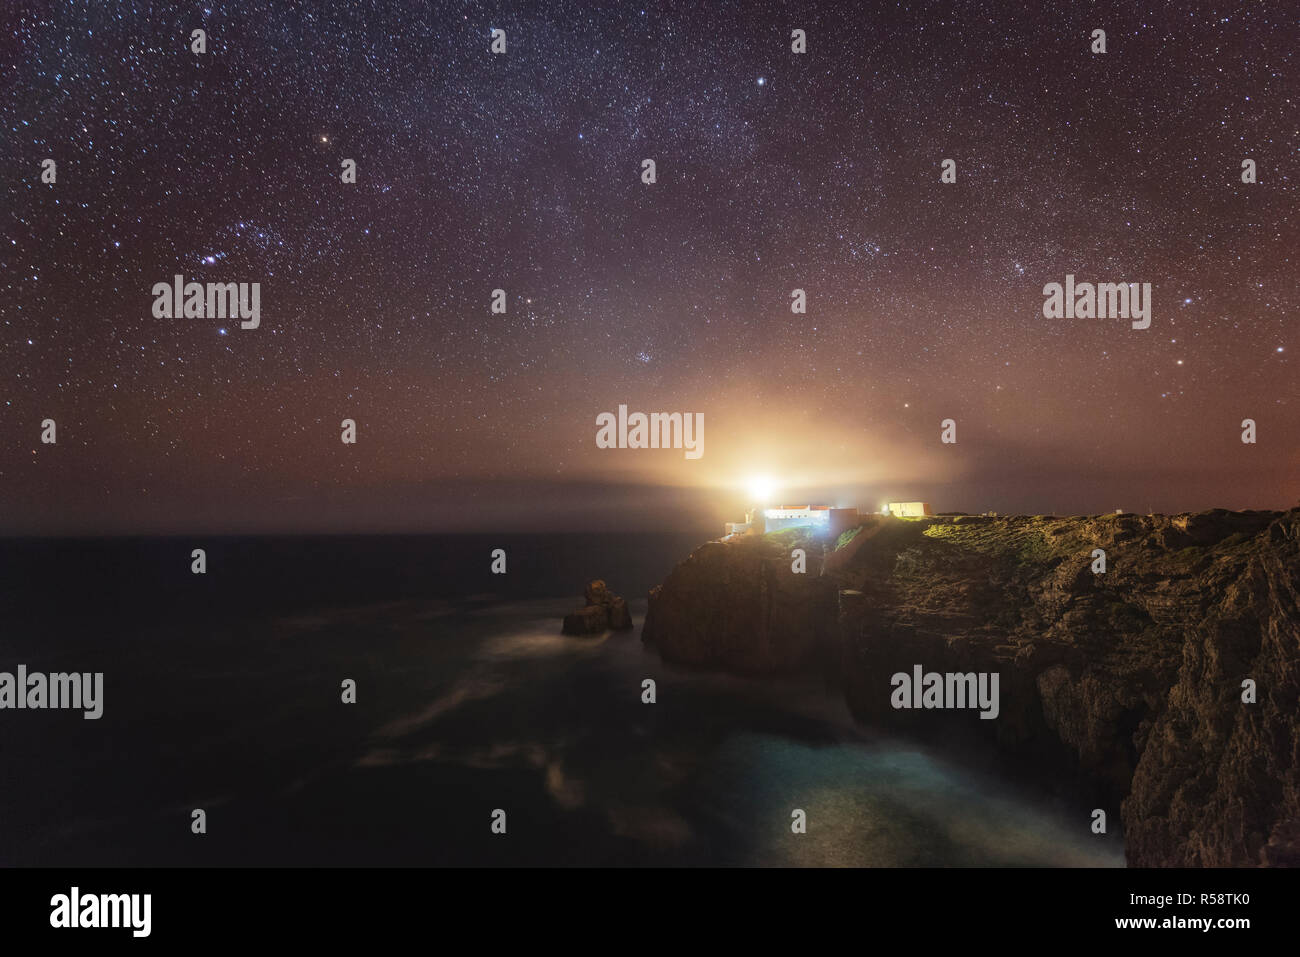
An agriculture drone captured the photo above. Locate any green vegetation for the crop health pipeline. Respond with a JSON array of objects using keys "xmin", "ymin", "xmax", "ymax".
[
  {"xmin": 923, "ymin": 520, "xmax": 1008, "ymax": 554},
  {"xmin": 763, "ymin": 527, "xmax": 814, "ymax": 550},
  {"xmin": 923, "ymin": 518, "xmax": 1072, "ymax": 568},
  {"xmin": 835, "ymin": 526, "xmax": 863, "ymax": 550},
  {"xmin": 1014, "ymin": 532, "xmax": 1056, "ymax": 566}
]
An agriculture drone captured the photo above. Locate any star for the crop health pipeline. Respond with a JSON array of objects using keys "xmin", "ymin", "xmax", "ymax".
[{"xmin": 1, "ymin": 2, "xmax": 1293, "ymax": 532}]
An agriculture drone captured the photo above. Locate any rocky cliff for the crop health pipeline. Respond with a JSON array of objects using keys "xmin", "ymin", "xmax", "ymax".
[
  {"xmin": 642, "ymin": 509, "xmax": 1300, "ymax": 866},
  {"xmin": 562, "ymin": 579, "xmax": 634, "ymax": 635},
  {"xmin": 641, "ymin": 534, "xmax": 837, "ymax": 671}
]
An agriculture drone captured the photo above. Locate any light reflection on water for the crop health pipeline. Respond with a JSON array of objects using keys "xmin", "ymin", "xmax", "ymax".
[{"xmin": 358, "ymin": 597, "xmax": 1125, "ymax": 867}]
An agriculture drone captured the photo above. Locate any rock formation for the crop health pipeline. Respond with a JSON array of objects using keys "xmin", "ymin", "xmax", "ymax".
[
  {"xmin": 562, "ymin": 579, "xmax": 634, "ymax": 635},
  {"xmin": 642, "ymin": 531, "xmax": 837, "ymax": 672},
  {"xmin": 642, "ymin": 509, "xmax": 1300, "ymax": 866}
]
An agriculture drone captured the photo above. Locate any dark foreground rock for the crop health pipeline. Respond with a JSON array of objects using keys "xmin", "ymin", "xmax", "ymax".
[
  {"xmin": 562, "ymin": 579, "xmax": 634, "ymax": 635},
  {"xmin": 642, "ymin": 509, "xmax": 1300, "ymax": 866},
  {"xmin": 641, "ymin": 533, "xmax": 837, "ymax": 672}
]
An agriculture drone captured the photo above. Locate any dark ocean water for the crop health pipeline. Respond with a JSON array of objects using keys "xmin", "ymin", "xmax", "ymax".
[{"xmin": 0, "ymin": 535, "xmax": 1124, "ymax": 866}]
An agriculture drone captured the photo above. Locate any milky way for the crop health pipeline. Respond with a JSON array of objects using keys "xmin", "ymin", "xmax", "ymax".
[{"xmin": 2, "ymin": 1, "xmax": 1296, "ymax": 533}]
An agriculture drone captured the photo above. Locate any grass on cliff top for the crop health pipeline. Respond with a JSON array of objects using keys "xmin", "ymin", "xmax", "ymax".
[
  {"xmin": 761, "ymin": 527, "xmax": 822, "ymax": 551},
  {"xmin": 922, "ymin": 517, "xmax": 1084, "ymax": 567},
  {"xmin": 835, "ymin": 526, "xmax": 863, "ymax": 549}
]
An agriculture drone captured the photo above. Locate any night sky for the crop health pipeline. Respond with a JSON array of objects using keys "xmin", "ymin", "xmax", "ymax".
[{"xmin": 3, "ymin": 1, "xmax": 1296, "ymax": 534}]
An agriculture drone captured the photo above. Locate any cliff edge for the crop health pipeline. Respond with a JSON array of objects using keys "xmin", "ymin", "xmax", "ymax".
[{"xmin": 642, "ymin": 509, "xmax": 1300, "ymax": 866}]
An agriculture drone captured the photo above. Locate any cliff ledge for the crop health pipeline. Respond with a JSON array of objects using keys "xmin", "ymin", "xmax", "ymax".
[{"xmin": 642, "ymin": 509, "xmax": 1300, "ymax": 866}]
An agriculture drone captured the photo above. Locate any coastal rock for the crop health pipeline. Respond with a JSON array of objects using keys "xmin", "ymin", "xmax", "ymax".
[
  {"xmin": 1123, "ymin": 516, "xmax": 1300, "ymax": 866},
  {"xmin": 606, "ymin": 595, "xmax": 632, "ymax": 630},
  {"xmin": 642, "ymin": 531, "xmax": 837, "ymax": 672},
  {"xmin": 562, "ymin": 579, "xmax": 635, "ymax": 635},
  {"xmin": 562, "ymin": 604, "xmax": 609, "ymax": 635},
  {"xmin": 642, "ymin": 508, "xmax": 1300, "ymax": 866}
]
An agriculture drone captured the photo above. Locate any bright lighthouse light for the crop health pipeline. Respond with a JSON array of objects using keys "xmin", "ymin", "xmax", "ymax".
[{"xmin": 747, "ymin": 475, "xmax": 776, "ymax": 503}]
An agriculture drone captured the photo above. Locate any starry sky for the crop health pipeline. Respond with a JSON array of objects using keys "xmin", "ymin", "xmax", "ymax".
[{"xmin": 2, "ymin": 1, "xmax": 1296, "ymax": 534}]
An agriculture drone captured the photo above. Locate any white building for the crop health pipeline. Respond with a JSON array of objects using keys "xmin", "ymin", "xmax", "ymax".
[
  {"xmin": 883, "ymin": 502, "xmax": 932, "ymax": 517},
  {"xmin": 725, "ymin": 505, "xmax": 860, "ymax": 538}
]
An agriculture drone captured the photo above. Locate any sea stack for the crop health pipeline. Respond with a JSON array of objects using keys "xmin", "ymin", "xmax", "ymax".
[{"xmin": 561, "ymin": 579, "xmax": 634, "ymax": 635}]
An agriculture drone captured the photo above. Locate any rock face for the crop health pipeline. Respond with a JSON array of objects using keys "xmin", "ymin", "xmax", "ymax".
[
  {"xmin": 642, "ymin": 509, "xmax": 1300, "ymax": 866},
  {"xmin": 562, "ymin": 579, "xmax": 634, "ymax": 635},
  {"xmin": 641, "ymin": 532, "xmax": 838, "ymax": 672}
]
